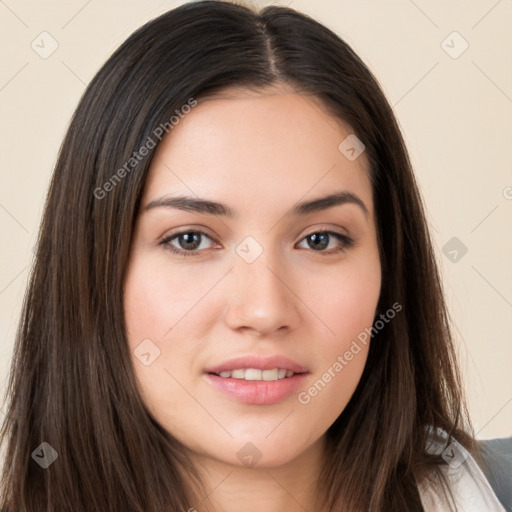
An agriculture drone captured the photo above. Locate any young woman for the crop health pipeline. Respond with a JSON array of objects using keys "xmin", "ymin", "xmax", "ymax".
[{"xmin": 0, "ymin": 1, "xmax": 507, "ymax": 510}]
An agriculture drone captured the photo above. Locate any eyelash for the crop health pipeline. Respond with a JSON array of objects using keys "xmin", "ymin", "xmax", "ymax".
[{"xmin": 159, "ymin": 229, "xmax": 355, "ymax": 258}]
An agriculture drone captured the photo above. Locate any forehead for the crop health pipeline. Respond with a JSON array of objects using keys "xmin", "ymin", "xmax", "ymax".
[{"xmin": 142, "ymin": 84, "xmax": 373, "ymax": 217}]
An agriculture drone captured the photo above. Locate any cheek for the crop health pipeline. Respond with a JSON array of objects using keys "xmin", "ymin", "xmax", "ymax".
[
  {"xmin": 124, "ymin": 244, "xmax": 382, "ymax": 372},
  {"xmin": 300, "ymin": 252, "xmax": 380, "ymax": 404},
  {"xmin": 296, "ymin": 280, "xmax": 379, "ymax": 430},
  {"xmin": 123, "ymin": 256, "xmax": 207, "ymax": 423},
  {"xmin": 306, "ymin": 253, "xmax": 381, "ymax": 346},
  {"xmin": 123, "ymin": 255, "xmax": 220, "ymax": 346}
]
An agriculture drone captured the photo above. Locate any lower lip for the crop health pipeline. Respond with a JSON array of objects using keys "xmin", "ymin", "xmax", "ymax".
[{"xmin": 205, "ymin": 373, "xmax": 309, "ymax": 405}]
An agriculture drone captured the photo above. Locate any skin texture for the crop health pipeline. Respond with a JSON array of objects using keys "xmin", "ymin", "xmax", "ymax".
[{"xmin": 123, "ymin": 82, "xmax": 381, "ymax": 511}]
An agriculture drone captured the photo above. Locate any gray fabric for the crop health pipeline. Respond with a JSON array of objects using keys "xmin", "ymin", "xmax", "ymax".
[{"xmin": 478, "ymin": 438, "xmax": 512, "ymax": 511}]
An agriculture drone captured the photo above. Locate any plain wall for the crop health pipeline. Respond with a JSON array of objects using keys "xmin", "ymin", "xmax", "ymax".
[{"xmin": 0, "ymin": 0, "xmax": 511, "ymax": 439}]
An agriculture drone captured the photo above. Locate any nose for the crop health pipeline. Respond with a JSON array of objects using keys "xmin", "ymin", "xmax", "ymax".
[{"xmin": 223, "ymin": 249, "xmax": 302, "ymax": 337}]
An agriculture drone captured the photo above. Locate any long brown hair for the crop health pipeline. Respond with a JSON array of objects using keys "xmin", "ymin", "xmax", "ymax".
[{"xmin": 0, "ymin": 1, "xmax": 477, "ymax": 510}]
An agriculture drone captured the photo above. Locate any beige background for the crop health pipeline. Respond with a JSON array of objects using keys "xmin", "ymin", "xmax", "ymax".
[{"xmin": 0, "ymin": 0, "xmax": 510, "ymax": 439}]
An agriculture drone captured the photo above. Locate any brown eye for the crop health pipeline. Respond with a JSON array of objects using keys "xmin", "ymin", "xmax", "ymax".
[
  {"xmin": 297, "ymin": 231, "xmax": 354, "ymax": 254},
  {"xmin": 160, "ymin": 230, "xmax": 216, "ymax": 257},
  {"xmin": 174, "ymin": 232, "xmax": 202, "ymax": 251}
]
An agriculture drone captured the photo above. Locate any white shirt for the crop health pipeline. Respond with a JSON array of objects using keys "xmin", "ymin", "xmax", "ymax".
[{"xmin": 418, "ymin": 433, "xmax": 506, "ymax": 511}]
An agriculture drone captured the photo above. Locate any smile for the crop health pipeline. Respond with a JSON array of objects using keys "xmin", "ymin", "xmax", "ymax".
[
  {"xmin": 214, "ymin": 368, "xmax": 296, "ymax": 381},
  {"xmin": 205, "ymin": 372, "xmax": 308, "ymax": 405}
]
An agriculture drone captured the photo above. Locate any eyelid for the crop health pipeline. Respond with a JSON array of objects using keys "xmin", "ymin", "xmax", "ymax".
[
  {"xmin": 160, "ymin": 224, "xmax": 350, "ymax": 244},
  {"xmin": 296, "ymin": 223, "xmax": 351, "ymax": 240},
  {"xmin": 159, "ymin": 225, "xmax": 219, "ymax": 244},
  {"xmin": 159, "ymin": 224, "xmax": 355, "ymax": 258}
]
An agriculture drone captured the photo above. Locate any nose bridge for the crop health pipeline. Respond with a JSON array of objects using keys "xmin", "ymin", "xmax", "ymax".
[
  {"xmin": 235, "ymin": 237, "xmax": 290, "ymax": 304},
  {"xmin": 224, "ymin": 235, "xmax": 300, "ymax": 334}
]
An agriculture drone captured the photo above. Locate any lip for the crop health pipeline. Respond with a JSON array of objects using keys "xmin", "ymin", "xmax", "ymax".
[
  {"xmin": 205, "ymin": 373, "xmax": 309, "ymax": 405},
  {"xmin": 204, "ymin": 354, "xmax": 310, "ymax": 405},
  {"xmin": 204, "ymin": 355, "xmax": 309, "ymax": 375}
]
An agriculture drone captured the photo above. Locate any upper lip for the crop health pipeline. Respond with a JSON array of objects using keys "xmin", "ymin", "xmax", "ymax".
[{"xmin": 205, "ymin": 355, "xmax": 309, "ymax": 375}]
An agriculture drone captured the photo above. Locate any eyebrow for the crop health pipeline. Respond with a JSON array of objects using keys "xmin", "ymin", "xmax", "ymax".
[{"xmin": 144, "ymin": 190, "xmax": 369, "ymax": 220}]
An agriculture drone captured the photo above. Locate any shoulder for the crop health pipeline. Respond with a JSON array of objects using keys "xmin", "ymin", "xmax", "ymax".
[
  {"xmin": 418, "ymin": 428, "xmax": 510, "ymax": 512},
  {"xmin": 478, "ymin": 437, "xmax": 512, "ymax": 511}
]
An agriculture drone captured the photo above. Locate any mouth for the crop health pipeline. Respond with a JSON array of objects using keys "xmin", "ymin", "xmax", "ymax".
[
  {"xmin": 204, "ymin": 371, "xmax": 309, "ymax": 405},
  {"xmin": 204, "ymin": 354, "xmax": 310, "ymax": 405},
  {"xmin": 204, "ymin": 354, "xmax": 309, "ymax": 377},
  {"xmin": 208, "ymin": 368, "xmax": 300, "ymax": 381}
]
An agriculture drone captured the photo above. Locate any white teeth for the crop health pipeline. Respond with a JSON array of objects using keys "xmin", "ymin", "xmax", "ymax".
[
  {"xmin": 216, "ymin": 368, "xmax": 296, "ymax": 381},
  {"xmin": 245, "ymin": 368, "xmax": 262, "ymax": 380},
  {"xmin": 262, "ymin": 369, "xmax": 279, "ymax": 381}
]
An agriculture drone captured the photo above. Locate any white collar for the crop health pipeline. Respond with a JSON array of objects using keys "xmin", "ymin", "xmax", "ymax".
[{"xmin": 418, "ymin": 430, "xmax": 506, "ymax": 511}]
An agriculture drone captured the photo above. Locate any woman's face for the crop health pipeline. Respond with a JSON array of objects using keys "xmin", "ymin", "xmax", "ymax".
[{"xmin": 123, "ymin": 84, "xmax": 381, "ymax": 469}]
